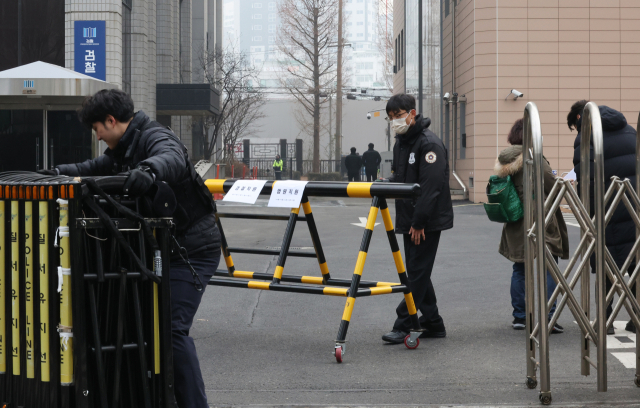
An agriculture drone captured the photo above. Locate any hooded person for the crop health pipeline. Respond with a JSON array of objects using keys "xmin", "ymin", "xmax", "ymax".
[
  {"xmin": 381, "ymin": 93, "xmax": 454, "ymax": 344},
  {"xmin": 362, "ymin": 143, "xmax": 382, "ymax": 181},
  {"xmin": 570, "ymin": 101, "xmax": 638, "ymax": 334},
  {"xmin": 344, "ymin": 147, "xmax": 362, "ymax": 181}
]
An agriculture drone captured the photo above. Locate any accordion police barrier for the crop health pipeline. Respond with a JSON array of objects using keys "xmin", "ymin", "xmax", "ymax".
[
  {"xmin": 0, "ymin": 173, "xmax": 176, "ymax": 408},
  {"xmin": 205, "ymin": 179, "xmax": 425, "ymax": 363},
  {"xmin": 522, "ymin": 102, "xmax": 640, "ymax": 405}
]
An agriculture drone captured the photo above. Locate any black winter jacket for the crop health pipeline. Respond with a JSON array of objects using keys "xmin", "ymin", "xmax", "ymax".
[
  {"xmin": 362, "ymin": 148, "xmax": 382, "ymax": 171},
  {"xmin": 344, "ymin": 153, "xmax": 362, "ymax": 173},
  {"xmin": 56, "ymin": 111, "xmax": 221, "ymax": 259},
  {"xmin": 573, "ymin": 105, "xmax": 637, "ymax": 269},
  {"xmin": 391, "ymin": 115, "xmax": 454, "ymax": 234}
]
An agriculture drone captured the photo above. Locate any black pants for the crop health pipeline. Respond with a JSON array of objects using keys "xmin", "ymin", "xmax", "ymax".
[
  {"xmin": 275, "ymin": 171, "xmax": 282, "ymax": 180},
  {"xmin": 393, "ymin": 231, "xmax": 444, "ymax": 332},
  {"xmin": 348, "ymin": 171, "xmax": 360, "ymax": 181},
  {"xmin": 365, "ymin": 169, "xmax": 377, "ymax": 181},
  {"xmin": 171, "ymin": 253, "xmax": 221, "ymax": 408}
]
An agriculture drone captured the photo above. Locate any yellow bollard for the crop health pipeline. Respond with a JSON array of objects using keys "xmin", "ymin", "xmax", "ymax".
[
  {"xmin": 57, "ymin": 194, "xmax": 73, "ymax": 385},
  {"xmin": 39, "ymin": 187, "xmax": 50, "ymax": 382},
  {"xmin": 25, "ymin": 189, "xmax": 34, "ymax": 379}
]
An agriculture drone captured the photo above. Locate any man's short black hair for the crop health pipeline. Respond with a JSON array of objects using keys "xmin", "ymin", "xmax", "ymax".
[
  {"xmin": 78, "ymin": 89, "xmax": 135, "ymax": 128},
  {"xmin": 350, "ymin": 147, "xmax": 356, "ymax": 153},
  {"xmin": 567, "ymin": 99, "xmax": 588, "ymax": 131},
  {"xmin": 386, "ymin": 93, "xmax": 416, "ymax": 117},
  {"xmin": 368, "ymin": 143, "xmax": 374, "ymax": 148}
]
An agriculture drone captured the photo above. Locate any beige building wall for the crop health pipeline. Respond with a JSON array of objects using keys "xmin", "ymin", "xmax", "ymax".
[{"xmin": 396, "ymin": 0, "xmax": 640, "ymax": 203}]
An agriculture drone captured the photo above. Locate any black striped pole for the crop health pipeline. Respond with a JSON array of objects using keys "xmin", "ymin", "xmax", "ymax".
[{"xmin": 300, "ymin": 196, "xmax": 331, "ymax": 283}]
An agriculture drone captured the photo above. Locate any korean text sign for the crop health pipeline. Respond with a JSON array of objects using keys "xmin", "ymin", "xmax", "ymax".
[
  {"xmin": 267, "ymin": 181, "xmax": 308, "ymax": 208},
  {"xmin": 74, "ymin": 21, "xmax": 106, "ymax": 81}
]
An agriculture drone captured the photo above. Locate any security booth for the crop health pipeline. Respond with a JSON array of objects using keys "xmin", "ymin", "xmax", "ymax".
[{"xmin": 0, "ymin": 61, "xmax": 114, "ymax": 172}]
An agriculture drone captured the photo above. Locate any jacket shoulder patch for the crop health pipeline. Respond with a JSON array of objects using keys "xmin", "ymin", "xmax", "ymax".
[{"xmin": 425, "ymin": 152, "xmax": 437, "ymax": 163}]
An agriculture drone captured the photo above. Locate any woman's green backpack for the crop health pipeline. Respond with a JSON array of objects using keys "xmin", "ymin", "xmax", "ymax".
[{"xmin": 483, "ymin": 175, "xmax": 524, "ymax": 223}]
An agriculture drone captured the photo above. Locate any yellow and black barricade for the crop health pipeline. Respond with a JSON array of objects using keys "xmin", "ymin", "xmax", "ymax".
[
  {"xmin": 0, "ymin": 173, "xmax": 176, "ymax": 408},
  {"xmin": 206, "ymin": 179, "xmax": 424, "ymax": 362}
]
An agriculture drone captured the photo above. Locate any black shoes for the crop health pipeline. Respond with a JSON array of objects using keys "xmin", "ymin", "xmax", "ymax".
[
  {"xmin": 512, "ymin": 318, "xmax": 526, "ymax": 330},
  {"xmin": 608, "ymin": 325, "xmax": 615, "ymax": 335},
  {"xmin": 419, "ymin": 329, "xmax": 446, "ymax": 338},
  {"xmin": 381, "ymin": 330, "xmax": 408, "ymax": 344},
  {"xmin": 551, "ymin": 323, "xmax": 564, "ymax": 334},
  {"xmin": 626, "ymin": 320, "xmax": 636, "ymax": 333}
]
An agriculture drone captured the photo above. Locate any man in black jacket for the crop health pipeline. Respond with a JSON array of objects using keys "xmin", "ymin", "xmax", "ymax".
[
  {"xmin": 361, "ymin": 143, "xmax": 382, "ymax": 181},
  {"xmin": 41, "ymin": 89, "xmax": 220, "ymax": 408},
  {"xmin": 344, "ymin": 147, "xmax": 362, "ymax": 181},
  {"xmin": 570, "ymin": 101, "xmax": 637, "ymax": 334},
  {"xmin": 381, "ymin": 94, "xmax": 454, "ymax": 344}
]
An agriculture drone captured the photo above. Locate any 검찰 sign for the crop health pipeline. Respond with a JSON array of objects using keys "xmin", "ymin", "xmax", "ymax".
[{"xmin": 74, "ymin": 21, "xmax": 106, "ymax": 81}]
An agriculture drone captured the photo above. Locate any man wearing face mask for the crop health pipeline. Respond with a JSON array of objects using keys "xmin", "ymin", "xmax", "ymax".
[{"xmin": 381, "ymin": 93, "xmax": 454, "ymax": 344}]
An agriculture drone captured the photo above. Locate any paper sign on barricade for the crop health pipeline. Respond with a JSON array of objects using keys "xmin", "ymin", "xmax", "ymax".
[
  {"xmin": 223, "ymin": 180, "xmax": 267, "ymax": 204},
  {"xmin": 268, "ymin": 180, "xmax": 309, "ymax": 208}
]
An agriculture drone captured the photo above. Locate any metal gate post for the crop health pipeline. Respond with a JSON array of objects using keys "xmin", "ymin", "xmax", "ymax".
[
  {"xmin": 581, "ymin": 102, "xmax": 607, "ymax": 392},
  {"xmin": 635, "ymin": 112, "xmax": 640, "ymax": 387},
  {"xmin": 524, "ymin": 102, "xmax": 552, "ymax": 403}
]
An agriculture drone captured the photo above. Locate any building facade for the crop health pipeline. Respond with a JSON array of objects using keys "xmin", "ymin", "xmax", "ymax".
[
  {"xmin": 395, "ymin": 0, "xmax": 640, "ymax": 202},
  {"xmin": 0, "ymin": 0, "xmax": 221, "ymax": 171}
]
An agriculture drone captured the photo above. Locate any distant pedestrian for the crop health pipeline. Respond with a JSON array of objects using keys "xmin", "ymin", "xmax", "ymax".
[
  {"xmin": 362, "ymin": 143, "xmax": 382, "ymax": 181},
  {"xmin": 494, "ymin": 118, "xmax": 569, "ymax": 332},
  {"xmin": 344, "ymin": 147, "xmax": 362, "ymax": 181},
  {"xmin": 381, "ymin": 93, "xmax": 453, "ymax": 344},
  {"xmin": 570, "ymin": 101, "xmax": 637, "ymax": 334},
  {"xmin": 273, "ymin": 154, "xmax": 283, "ymax": 180}
]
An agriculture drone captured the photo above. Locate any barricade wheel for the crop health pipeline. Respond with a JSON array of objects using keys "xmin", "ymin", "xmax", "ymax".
[
  {"xmin": 539, "ymin": 394, "xmax": 552, "ymax": 405},
  {"xmin": 526, "ymin": 377, "xmax": 537, "ymax": 389},
  {"xmin": 404, "ymin": 335, "xmax": 419, "ymax": 349},
  {"xmin": 635, "ymin": 376, "xmax": 640, "ymax": 387},
  {"xmin": 335, "ymin": 346, "xmax": 343, "ymax": 363}
]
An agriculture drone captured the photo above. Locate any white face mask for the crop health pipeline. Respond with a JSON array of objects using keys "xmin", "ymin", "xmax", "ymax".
[{"xmin": 391, "ymin": 115, "xmax": 410, "ymax": 135}]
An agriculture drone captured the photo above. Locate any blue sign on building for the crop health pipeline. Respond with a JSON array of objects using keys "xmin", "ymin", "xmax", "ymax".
[{"xmin": 74, "ymin": 21, "xmax": 106, "ymax": 81}]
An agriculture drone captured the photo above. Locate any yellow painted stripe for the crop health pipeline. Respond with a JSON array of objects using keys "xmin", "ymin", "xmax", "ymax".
[
  {"xmin": 274, "ymin": 265, "xmax": 284, "ymax": 280},
  {"xmin": 380, "ymin": 207, "xmax": 394, "ymax": 232},
  {"xmin": 392, "ymin": 251, "xmax": 406, "ymax": 274},
  {"xmin": 300, "ymin": 276, "xmax": 324, "ymax": 284},
  {"xmin": 24, "ymin": 201, "xmax": 34, "ymax": 379},
  {"xmin": 319, "ymin": 262, "xmax": 330, "ymax": 276},
  {"xmin": 153, "ymin": 283, "xmax": 160, "ymax": 374},
  {"xmin": 353, "ymin": 251, "xmax": 367, "ymax": 276},
  {"xmin": 323, "ymin": 287, "xmax": 349, "ymax": 296},
  {"xmin": 232, "ymin": 271, "xmax": 254, "ymax": 279},
  {"xmin": 365, "ymin": 206, "xmax": 379, "ymax": 230},
  {"xmin": 59, "ymin": 202, "xmax": 73, "ymax": 385},
  {"xmin": 346, "ymin": 182, "xmax": 372, "ymax": 198},
  {"xmin": 204, "ymin": 178, "xmax": 226, "ymax": 194},
  {"xmin": 291, "ymin": 206, "xmax": 300, "ymax": 214},
  {"xmin": 248, "ymin": 281, "xmax": 271, "ymax": 290},
  {"xmin": 39, "ymin": 201, "xmax": 49, "ymax": 381},
  {"xmin": 368, "ymin": 287, "xmax": 393, "ymax": 295},
  {"xmin": 302, "ymin": 201, "xmax": 312, "ymax": 215},
  {"xmin": 376, "ymin": 281, "xmax": 400, "ymax": 287},
  {"xmin": 224, "ymin": 255, "xmax": 234, "ymax": 268},
  {"xmin": 404, "ymin": 293, "xmax": 418, "ymax": 315},
  {"xmin": 341, "ymin": 297, "xmax": 356, "ymax": 321}
]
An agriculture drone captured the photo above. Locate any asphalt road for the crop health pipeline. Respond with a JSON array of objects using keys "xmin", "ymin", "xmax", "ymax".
[{"xmin": 193, "ymin": 198, "xmax": 640, "ymax": 407}]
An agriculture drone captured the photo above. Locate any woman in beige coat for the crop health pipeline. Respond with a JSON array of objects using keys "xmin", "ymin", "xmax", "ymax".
[{"xmin": 495, "ymin": 119, "xmax": 570, "ymax": 331}]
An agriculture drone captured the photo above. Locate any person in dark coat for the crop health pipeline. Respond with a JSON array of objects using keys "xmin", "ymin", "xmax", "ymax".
[
  {"xmin": 381, "ymin": 94, "xmax": 454, "ymax": 344},
  {"xmin": 495, "ymin": 119, "xmax": 569, "ymax": 332},
  {"xmin": 570, "ymin": 101, "xmax": 637, "ymax": 334},
  {"xmin": 344, "ymin": 147, "xmax": 362, "ymax": 181},
  {"xmin": 362, "ymin": 143, "xmax": 382, "ymax": 181},
  {"xmin": 40, "ymin": 89, "xmax": 220, "ymax": 408}
]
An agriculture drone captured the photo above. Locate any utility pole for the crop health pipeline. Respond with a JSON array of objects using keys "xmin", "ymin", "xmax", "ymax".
[{"xmin": 334, "ymin": 0, "xmax": 343, "ymax": 172}]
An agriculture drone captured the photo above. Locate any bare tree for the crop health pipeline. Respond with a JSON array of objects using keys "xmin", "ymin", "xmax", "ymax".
[
  {"xmin": 375, "ymin": 0, "xmax": 394, "ymax": 92},
  {"xmin": 196, "ymin": 47, "xmax": 266, "ymax": 163},
  {"xmin": 276, "ymin": 0, "xmax": 339, "ymax": 173}
]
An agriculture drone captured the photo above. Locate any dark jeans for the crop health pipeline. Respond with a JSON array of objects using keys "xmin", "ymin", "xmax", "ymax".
[
  {"xmin": 274, "ymin": 171, "xmax": 282, "ymax": 180},
  {"xmin": 348, "ymin": 171, "xmax": 360, "ymax": 181},
  {"xmin": 365, "ymin": 169, "xmax": 377, "ymax": 182},
  {"xmin": 393, "ymin": 231, "xmax": 444, "ymax": 332},
  {"xmin": 171, "ymin": 253, "xmax": 221, "ymax": 408},
  {"xmin": 511, "ymin": 261, "xmax": 557, "ymax": 320}
]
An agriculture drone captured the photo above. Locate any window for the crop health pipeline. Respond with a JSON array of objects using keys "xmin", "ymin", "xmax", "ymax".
[
  {"xmin": 357, "ymin": 33, "xmax": 363, "ymax": 37},
  {"xmin": 444, "ymin": 0, "xmax": 449, "ymax": 17},
  {"xmin": 252, "ymin": 36, "xmax": 263, "ymax": 41},
  {"xmin": 252, "ymin": 2, "xmax": 262, "ymax": 7},
  {"xmin": 268, "ymin": 13, "xmax": 276, "ymax": 22},
  {"xmin": 357, "ymin": 10, "xmax": 363, "ymax": 14},
  {"xmin": 357, "ymin": 22, "xmax": 363, "ymax": 25},
  {"xmin": 122, "ymin": 0, "xmax": 132, "ymax": 94},
  {"xmin": 268, "ymin": 36, "xmax": 275, "ymax": 43},
  {"xmin": 268, "ymin": 1, "xmax": 276, "ymax": 10},
  {"xmin": 252, "ymin": 14, "xmax": 262, "ymax": 19},
  {"xmin": 268, "ymin": 24, "xmax": 276, "ymax": 33},
  {"xmin": 347, "ymin": 22, "xmax": 352, "ymax": 26},
  {"xmin": 400, "ymin": 29, "xmax": 404, "ymax": 68},
  {"xmin": 252, "ymin": 25, "xmax": 262, "ymax": 30}
]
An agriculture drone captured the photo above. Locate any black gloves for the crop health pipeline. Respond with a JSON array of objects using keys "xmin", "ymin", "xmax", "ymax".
[
  {"xmin": 123, "ymin": 168, "xmax": 154, "ymax": 197},
  {"xmin": 37, "ymin": 169, "xmax": 58, "ymax": 176}
]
